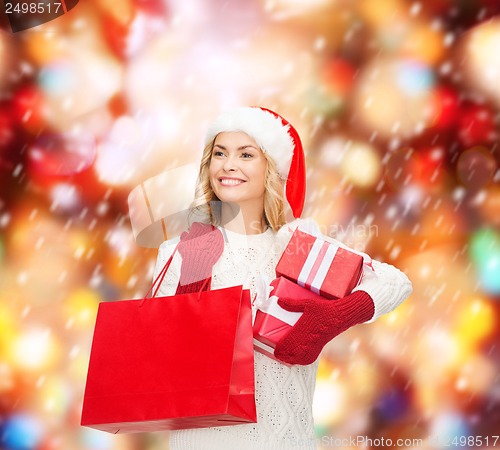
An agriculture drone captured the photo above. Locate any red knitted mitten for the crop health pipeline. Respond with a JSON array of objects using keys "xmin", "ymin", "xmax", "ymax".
[
  {"xmin": 176, "ymin": 222, "xmax": 224, "ymax": 294},
  {"xmin": 274, "ymin": 291, "xmax": 375, "ymax": 365}
]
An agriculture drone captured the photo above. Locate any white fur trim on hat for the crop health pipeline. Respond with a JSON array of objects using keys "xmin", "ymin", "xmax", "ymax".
[{"xmin": 205, "ymin": 107, "xmax": 295, "ymax": 178}]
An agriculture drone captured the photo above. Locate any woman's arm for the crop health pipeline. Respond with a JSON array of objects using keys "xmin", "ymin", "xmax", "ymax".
[
  {"xmin": 277, "ymin": 217, "xmax": 413, "ymax": 322},
  {"xmin": 273, "ymin": 219, "xmax": 413, "ymax": 365},
  {"xmin": 152, "ymin": 223, "xmax": 224, "ymax": 296},
  {"xmin": 352, "ymin": 259, "xmax": 413, "ymax": 323}
]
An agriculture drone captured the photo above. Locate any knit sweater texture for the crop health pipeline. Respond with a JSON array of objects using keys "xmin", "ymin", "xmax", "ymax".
[{"xmin": 152, "ymin": 219, "xmax": 413, "ymax": 450}]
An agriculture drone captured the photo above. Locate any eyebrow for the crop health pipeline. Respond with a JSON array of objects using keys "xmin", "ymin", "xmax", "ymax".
[{"xmin": 213, "ymin": 144, "xmax": 259, "ymax": 151}]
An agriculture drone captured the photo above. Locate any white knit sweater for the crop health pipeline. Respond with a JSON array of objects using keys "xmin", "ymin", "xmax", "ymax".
[{"xmin": 152, "ymin": 219, "xmax": 412, "ymax": 450}]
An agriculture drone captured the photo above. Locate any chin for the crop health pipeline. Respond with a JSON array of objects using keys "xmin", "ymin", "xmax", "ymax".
[{"xmin": 217, "ymin": 195, "xmax": 244, "ymax": 205}]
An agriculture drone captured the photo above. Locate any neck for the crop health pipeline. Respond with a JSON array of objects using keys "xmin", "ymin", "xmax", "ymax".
[{"xmin": 220, "ymin": 202, "xmax": 267, "ymax": 235}]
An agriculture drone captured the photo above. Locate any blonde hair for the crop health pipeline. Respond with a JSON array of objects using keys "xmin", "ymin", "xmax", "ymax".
[{"xmin": 189, "ymin": 137, "xmax": 287, "ymax": 231}]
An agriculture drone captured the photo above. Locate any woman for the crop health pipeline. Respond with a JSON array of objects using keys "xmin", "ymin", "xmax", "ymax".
[{"xmin": 153, "ymin": 107, "xmax": 412, "ymax": 450}]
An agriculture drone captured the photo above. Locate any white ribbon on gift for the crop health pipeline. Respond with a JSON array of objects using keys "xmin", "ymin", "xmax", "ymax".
[
  {"xmin": 253, "ymin": 274, "xmax": 274, "ymax": 325},
  {"xmin": 253, "ymin": 274, "xmax": 302, "ymax": 326},
  {"xmin": 293, "ymin": 219, "xmax": 374, "ymax": 270},
  {"xmin": 257, "ymin": 295, "xmax": 302, "ymax": 326},
  {"xmin": 253, "ymin": 274, "xmax": 273, "ymax": 310},
  {"xmin": 296, "ymin": 238, "xmax": 340, "ymax": 295}
]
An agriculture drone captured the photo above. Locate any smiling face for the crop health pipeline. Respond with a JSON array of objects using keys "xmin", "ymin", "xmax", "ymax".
[{"xmin": 208, "ymin": 131, "xmax": 268, "ymax": 211}]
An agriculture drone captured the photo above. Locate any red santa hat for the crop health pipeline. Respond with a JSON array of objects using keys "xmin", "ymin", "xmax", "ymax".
[{"xmin": 205, "ymin": 106, "xmax": 306, "ymax": 218}]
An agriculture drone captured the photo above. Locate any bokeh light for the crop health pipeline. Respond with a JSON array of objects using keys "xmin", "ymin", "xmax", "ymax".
[
  {"xmin": 64, "ymin": 289, "xmax": 100, "ymax": 329},
  {"xmin": 35, "ymin": 376, "xmax": 73, "ymax": 420},
  {"xmin": 461, "ymin": 17, "xmax": 500, "ymax": 107},
  {"xmin": 41, "ymin": 44, "xmax": 123, "ymax": 131},
  {"xmin": 429, "ymin": 412, "xmax": 471, "ymax": 448},
  {"xmin": 456, "ymin": 146, "xmax": 497, "ymax": 190},
  {"xmin": 457, "ymin": 103, "xmax": 498, "ymax": 148},
  {"xmin": 357, "ymin": 0, "xmax": 406, "ymax": 29},
  {"xmin": 0, "ymin": 303, "xmax": 18, "ymax": 355},
  {"xmin": 79, "ymin": 428, "xmax": 114, "ymax": 450},
  {"xmin": 375, "ymin": 387, "xmax": 411, "ymax": 422},
  {"xmin": 0, "ymin": 34, "xmax": 14, "ymax": 92},
  {"xmin": 94, "ymin": 105, "xmax": 195, "ymax": 186},
  {"xmin": 0, "ymin": 104, "xmax": 16, "ymax": 151},
  {"xmin": 8, "ymin": 328, "xmax": 62, "ymax": 372},
  {"xmin": 24, "ymin": 30, "xmax": 68, "ymax": 65},
  {"xmin": 340, "ymin": 141, "xmax": 381, "ymax": 188},
  {"xmin": 313, "ymin": 375, "xmax": 347, "ymax": 427},
  {"xmin": 0, "ymin": 414, "xmax": 44, "ymax": 450},
  {"xmin": 452, "ymin": 297, "xmax": 496, "ymax": 347},
  {"xmin": 470, "ymin": 229, "xmax": 500, "ymax": 295},
  {"xmin": 401, "ymin": 21, "xmax": 446, "ymax": 64},
  {"xmin": 455, "ymin": 353, "xmax": 496, "ymax": 396},
  {"xmin": 0, "ymin": 234, "xmax": 4, "ymax": 261},
  {"xmin": 268, "ymin": 0, "xmax": 331, "ymax": 12},
  {"xmin": 49, "ymin": 183, "xmax": 82, "ymax": 212},
  {"xmin": 479, "ymin": 185, "xmax": 500, "ymax": 226},
  {"xmin": 430, "ymin": 86, "xmax": 460, "ymax": 130},
  {"xmin": 353, "ymin": 58, "xmax": 436, "ymax": 137},
  {"xmin": 27, "ymin": 132, "xmax": 97, "ymax": 177},
  {"xmin": 11, "ymin": 85, "xmax": 47, "ymax": 135}
]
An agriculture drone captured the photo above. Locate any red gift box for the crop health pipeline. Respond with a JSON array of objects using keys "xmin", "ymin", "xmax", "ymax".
[
  {"xmin": 276, "ymin": 229, "xmax": 364, "ymax": 300},
  {"xmin": 253, "ymin": 277, "xmax": 324, "ymax": 362}
]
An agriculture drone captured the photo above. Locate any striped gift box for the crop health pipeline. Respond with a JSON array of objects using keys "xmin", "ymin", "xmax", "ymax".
[
  {"xmin": 275, "ymin": 229, "xmax": 364, "ymax": 300},
  {"xmin": 253, "ymin": 277, "xmax": 314, "ymax": 363}
]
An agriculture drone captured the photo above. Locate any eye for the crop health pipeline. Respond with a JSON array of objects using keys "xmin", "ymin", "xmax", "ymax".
[
  {"xmin": 213, "ymin": 150, "xmax": 225, "ymax": 157},
  {"xmin": 241, "ymin": 152, "xmax": 254, "ymax": 159}
]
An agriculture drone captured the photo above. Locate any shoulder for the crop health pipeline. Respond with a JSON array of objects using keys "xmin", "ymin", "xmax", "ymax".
[
  {"xmin": 276, "ymin": 218, "xmax": 316, "ymax": 244},
  {"xmin": 274, "ymin": 219, "xmax": 306, "ymax": 253},
  {"xmin": 159, "ymin": 235, "xmax": 181, "ymax": 249},
  {"xmin": 277, "ymin": 218, "xmax": 315, "ymax": 234},
  {"xmin": 157, "ymin": 235, "xmax": 181, "ymax": 259}
]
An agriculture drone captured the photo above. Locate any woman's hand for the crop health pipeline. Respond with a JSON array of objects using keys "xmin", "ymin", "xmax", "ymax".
[
  {"xmin": 274, "ymin": 291, "xmax": 375, "ymax": 365},
  {"xmin": 176, "ymin": 223, "xmax": 224, "ymax": 294}
]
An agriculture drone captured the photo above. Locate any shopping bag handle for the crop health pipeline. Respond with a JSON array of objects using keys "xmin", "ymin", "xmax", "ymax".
[
  {"xmin": 196, "ymin": 277, "xmax": 211, "ymax": 301},
  {"xmin": 140, "ymin": 242, "xmax": 180, "ymax": 306},
  {"xmin": 140, "ymin": 242, "xmax": 214, "ymax": 306}
]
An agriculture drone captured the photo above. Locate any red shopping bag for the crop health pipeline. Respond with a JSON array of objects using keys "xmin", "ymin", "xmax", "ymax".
[{"xmin": 81, "ymin": 247, "xmax": 256, "ymax": 433}]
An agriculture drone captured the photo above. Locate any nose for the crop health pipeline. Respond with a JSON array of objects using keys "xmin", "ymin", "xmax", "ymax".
[{"xmin": 222, "ymin": 154, "xmax": 238, "ymax": 172}]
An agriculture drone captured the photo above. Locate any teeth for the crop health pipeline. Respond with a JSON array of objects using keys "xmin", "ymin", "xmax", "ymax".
[{"xmin": 220, "ymin": 179, "xmax": 243, "ymax": 185}]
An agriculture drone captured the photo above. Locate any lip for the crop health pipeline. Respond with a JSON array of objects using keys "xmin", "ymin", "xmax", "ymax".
[{"xmin": 218, "ymin": 177, "xmax": 246, "ymax": 186}]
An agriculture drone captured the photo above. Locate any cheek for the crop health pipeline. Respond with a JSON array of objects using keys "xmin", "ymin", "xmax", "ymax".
[
  {"xmin": 209, "ymin": 173, "xmax": 217, "ymax": 192},
  {"xmin": 208, "ymin": 162, "xmax": 219, "ymax": 190},
  {"xmin": 208, "ymin": 160, "xmax": 218, "ymax": 179},
  {"xmin": 259, "ymin": 175, "xmax": 267, "ymax": 193},
  {"xmin": 257, "ymin": 162, "xmax": 268, "ymax": 188}
]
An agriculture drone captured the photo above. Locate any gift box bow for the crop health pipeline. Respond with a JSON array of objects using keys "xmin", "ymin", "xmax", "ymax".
[{"xmin": 255, "ymin": 278, "xmax": 302, "ymax": 327}]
